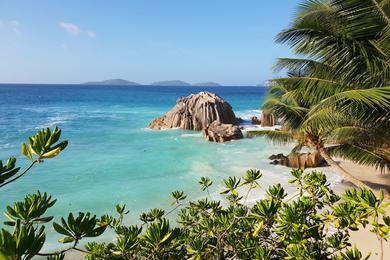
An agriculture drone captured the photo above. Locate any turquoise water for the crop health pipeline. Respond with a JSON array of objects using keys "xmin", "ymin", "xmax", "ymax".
[{"xmin": 0, "ymin": 84, "xmax": 341, "ymax": 250}]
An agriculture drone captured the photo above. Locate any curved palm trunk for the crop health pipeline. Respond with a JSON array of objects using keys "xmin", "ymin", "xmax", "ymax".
[{"xmin": 318, "ymin": 147, "xmax": 390, "ymax": 200}]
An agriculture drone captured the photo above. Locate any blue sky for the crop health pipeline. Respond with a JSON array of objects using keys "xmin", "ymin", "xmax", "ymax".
[{"xmin": 0, "ymin": 0, "xmax": 300, "ymax": 85}]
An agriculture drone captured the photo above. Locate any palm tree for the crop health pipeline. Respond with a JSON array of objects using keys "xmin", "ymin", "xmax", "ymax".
[
  {"xmin": 253, "ymin": 79, "xmax": 390, "ymax": 190},
  {"xmin": 251, "ymin": 0, "xmax": 390, "ymax": 194}
]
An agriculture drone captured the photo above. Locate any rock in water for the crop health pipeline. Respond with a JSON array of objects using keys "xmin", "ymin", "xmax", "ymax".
[
  {"xmin": 261, "ymin": 112, "xmax": 276, "ymax": 127},
  {"xmin": 149, "ymin": 92, "xmax": 238, "ymax": 130},
  {"xmin": 251, "ymin": 116, "xmax": 261, "ymax": 125},
  {"xmin": 202, "ymin": 121, "xmax": 243, "ymax": 142},
  {"xmin": 269, "ymin": 152, "xmax": 327, "ymax": 169}
]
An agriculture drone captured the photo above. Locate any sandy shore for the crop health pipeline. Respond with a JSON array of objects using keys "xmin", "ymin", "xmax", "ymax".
[
  {"xmin": 337, "ymin": 160, "xmax": 390, "ymax": 193},
  {"xmin": 64, "ymin": 250, "xmax": 85, "ymax": 260},
  {"xmin": 333, "ymin": 160, "xmax": 390, "ymax": 259}
]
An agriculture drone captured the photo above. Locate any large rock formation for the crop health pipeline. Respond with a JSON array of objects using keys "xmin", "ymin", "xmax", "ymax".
[
  {"xmin": 269, "ymin": 152, "xmax": 327, "ymax": 169},
  {"xmin": 149, "ymin": 92, "xmax": 239, "ymax": 130},
  {"xmin": 202, "ymin": 121, "xmax": 243, "ymax": 142}
]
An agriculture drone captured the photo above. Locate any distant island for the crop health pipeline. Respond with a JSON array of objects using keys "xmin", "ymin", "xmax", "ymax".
[
  {"xmin": 83, "ymin": 79, "xmax": 141, "ymax": 86},
  {"xmin": 82, "ymin": 79, "xmax": 225, "ymax": 87},
  {"xmin": 151, "ymin": 80, "xmax": 191, "ymax": 86},
  {"xmin": 193, "ymin": 82, "xmax": 221, "ymax": 87}
]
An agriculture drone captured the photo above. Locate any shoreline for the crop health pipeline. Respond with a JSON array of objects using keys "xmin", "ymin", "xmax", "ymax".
[
  {"xmin": 333, "ymin": 160, "xmax": 390, "ymax": 259},
  {"xmin": 63, "ymin": 160, "xmax": 390, "ymax": 259},
  {"xmin": 300, "ymin": 160, "xmax": 390, "ymax": 259}
]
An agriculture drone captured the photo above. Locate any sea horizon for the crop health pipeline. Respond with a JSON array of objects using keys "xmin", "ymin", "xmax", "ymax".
[{"xmin": 0, "ymin": 83, "xmax": 266, "ymax": 88}]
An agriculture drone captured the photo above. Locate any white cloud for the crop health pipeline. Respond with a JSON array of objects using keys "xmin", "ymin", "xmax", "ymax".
[
  {"xmin": 59, "ymin": 22, "xmax": 81, "ymax": 35},
  {"xmin": 0, "ymin": 20, "xmax": 21, "ymax": 36},
  {"xmin": 59, "ymin": 21, "xmax": 96, "ymax": 38}
]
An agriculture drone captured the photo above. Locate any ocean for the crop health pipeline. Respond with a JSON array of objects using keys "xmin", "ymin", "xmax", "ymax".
[{"xmin": 0, "ymin": 84, "xmax": 341, "ymax": 250}]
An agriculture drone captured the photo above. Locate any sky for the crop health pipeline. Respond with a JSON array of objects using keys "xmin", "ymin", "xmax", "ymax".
[{"xmin": 0, "ymin": 0, "xmax": 301, "ymax": 85}]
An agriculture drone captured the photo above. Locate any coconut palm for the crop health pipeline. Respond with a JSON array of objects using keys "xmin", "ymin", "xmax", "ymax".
[
  {"xmin": 252, "ymin": 79, "xmax": 390, "ymax": 189},
  {"xmin": 251, "ymin": 0, "xmax": 390, "ymax": 193}
]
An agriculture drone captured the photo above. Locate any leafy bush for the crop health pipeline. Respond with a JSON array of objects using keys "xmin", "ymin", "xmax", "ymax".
[
  {"xmin": 0, "ymin": 128, "xmax": 389, "ymax": 259},
  {"xmin": 85, "ymin": 169, "xmax": 389, "ymax": 260}
]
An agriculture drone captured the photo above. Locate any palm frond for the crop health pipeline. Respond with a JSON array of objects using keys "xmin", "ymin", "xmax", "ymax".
[
  {"xmin": 277, "ymin": 0, "xmax": 390, "ymax": 86},
  {"xmin": 326, "ymin": 143, "xmax": 390, "ymax": 172},
  {"xmin": 271, "ymin": 76, "xmax": 345, "ymax": 106},
  {"xmin": 273, "ymin": 58, "xmax": 332, "ymax": 74},
  {"xmin": 310, "ymin": 87, "xmax": 390, "ymax": 125},
  {"xmin": 302, "ymin": 107, "xmax": 347, "ymax": 133},
  {"xmin": 326, "ymin": 126, "xmax": 390, "ymax": 147},
  {"xmin": 262, "ymin": 98, "xmax": 308, "ymax": 129},
  {"xmin": 267, "ymin": 85, "xmax": 289, "ymax": 98}
]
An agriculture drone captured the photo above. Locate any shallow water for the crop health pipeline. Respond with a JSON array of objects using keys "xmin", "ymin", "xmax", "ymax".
[{"xmin": 0, "ymin": 84, "xmax": 342, "ymax": 250}]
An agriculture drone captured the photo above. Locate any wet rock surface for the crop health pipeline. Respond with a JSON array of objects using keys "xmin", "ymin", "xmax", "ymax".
[
  {"xmin": 202, "ymin": 121, "xmax": 243, "ymax": 143},
  {"xmin": 149, "ymin": 92, "xmax": 238, "ymax": 130},
  {"xmin": 269, "ymin": 152, "xmax": 327, "ymax": 169}
]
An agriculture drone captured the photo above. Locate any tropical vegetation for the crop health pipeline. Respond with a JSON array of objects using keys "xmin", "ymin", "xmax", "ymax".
[
  {"xmin": 250, "ymin": 0, "xmax": 390, "ymax": 192},
  {"xmin": 0, "ymin": 127, "xmax": 389, "ymax": 259},
  {"xmin": 1, "ymin": 0, "xmax": 390, "ymax": 259}
]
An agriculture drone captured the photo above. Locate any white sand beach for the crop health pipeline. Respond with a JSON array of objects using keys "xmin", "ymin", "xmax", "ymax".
[{"xmin": 336, "ymin": 160, "xmax": 390, "ymax": 259}]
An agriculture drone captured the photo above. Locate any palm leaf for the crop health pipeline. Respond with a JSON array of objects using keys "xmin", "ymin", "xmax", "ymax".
[
  {"xmin": 274, "ymin": 58, "xmax": 333, "ymax": 75},
  {"xmin": 326, "ymin": 143, "xmax": 390, "ymax": 172},
  {"xmin": 262, "ymin": 98, "xmax": 308, "ymax": 129},
  {"xmin": 277, "ymin": 0, "xmax": 390, "ymax": 86},
  {"xmin": 310, "ymin": 87, "xmax": 390, "ymax": 126},
  {"xmin": 327, "ymin": 126, "xmax": 390, "ymax": 147},
  {"xmin": 302, "ymin": 107, "xmax": 347, "ymax": 133}
]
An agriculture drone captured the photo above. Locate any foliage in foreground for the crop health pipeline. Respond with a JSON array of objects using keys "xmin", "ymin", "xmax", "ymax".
[
  {"xmin": 0, "ymin": 127, "xmax": 389, "ymax": 259},
  {"xmin": 84, "ymin": 169, "xmax": 390, "ymax": 260}
]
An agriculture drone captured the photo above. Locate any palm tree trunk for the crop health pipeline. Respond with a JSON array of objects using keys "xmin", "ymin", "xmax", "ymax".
[{"xmin": 318, "ymin": 147, "xmax": 389, "ymax": 200}]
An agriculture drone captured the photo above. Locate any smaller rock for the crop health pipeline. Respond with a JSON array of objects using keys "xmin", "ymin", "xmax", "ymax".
[
  {"xmin": 251, "ymin": 116, "xmax": 261, "ymax": 125},
  {"xmin": 269, "ymin": 153, "xmax": 285, "ymax": 160},
  {"xmin": 271, "ymin": 160, "xmax": 279, "ymax": 165},
  {"xmin": 261, "ymin": 112, "xmax": 276, "ymax": 127},
  {"xmin": 202, "ymin": 121, "xmax": 243, "ymax": 143},
  {"xmin": 269, "ymin": 152, "xmax": 327, "ymax": 169}
]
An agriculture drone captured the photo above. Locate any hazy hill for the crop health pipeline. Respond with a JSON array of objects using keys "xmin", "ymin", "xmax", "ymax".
[
  {"xmin": 83, "ymin": 79, "xmax": 141, "ymax": 86},
  {"xmin": 151, "ymin": 80, "xmax": 191, "ymax": 86},
  {"xmin": 83, "ymin": 79, "xmax": 224, "ymax": 87},
  {"xmin": 193, "ymin": 82, "xmax": 221, "ymax": 87}
]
